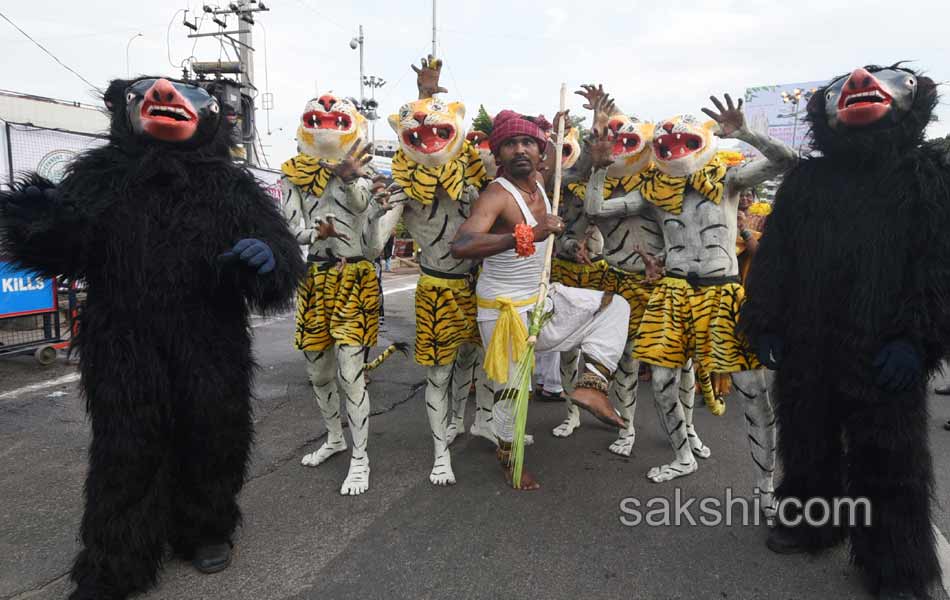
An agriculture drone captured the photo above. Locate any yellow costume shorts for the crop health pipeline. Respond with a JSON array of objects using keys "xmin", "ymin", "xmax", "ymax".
[
  {"xmin": 633, "ymin": 276, "xmax": 761, "ymax": 373},
  {"xmin": 294, "ymin": 259, "xmax": 380, "ymax": 352},
  {"xmin": 551, "ymin": 256, "xmax": 608, "ymax": 290},
  {"xmin": 601, "ymin": 266, "xmax": 655, "ymax": 339},
  {"xmin": 414, "ymin": 273, "xmax": 480, "ymax": 366}
]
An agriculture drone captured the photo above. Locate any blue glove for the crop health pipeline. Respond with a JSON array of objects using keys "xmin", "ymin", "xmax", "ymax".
[
  {"xmin": 752, "ymin": 333, "xmax": 784, "ymax": 370},
  {"xmin": 218, "ymin": 238, "xmax": 276, "ymax": 274},
  {"xmin": 2, "ymin": 185, "xmax": 61, "ymax": 220},
  {"xmin": 873, "ymin": 339, "xmax": 922, "ymax": 392}
]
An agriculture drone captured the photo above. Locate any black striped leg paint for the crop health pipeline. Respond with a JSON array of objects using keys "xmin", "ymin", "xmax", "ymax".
[
  {"xmin": 647, "ymin": 365, "xmax": 699, "ymax": 483},
  {"xmin": 425, "ymin": 363, "xmax": 456, "ymax": 486},
  {"xmin": 301, "ymin": 348, "xmax": 347, "ymax": 467},
  {"xmin": 552, "ymin": 348, "xmax": 581, "ymax": 437},
  {"xmin": 608, "ymin": 340, "xmax": 639, "ymax": 456},
  {"xmin": 680, "ymin": 359, "xmax": 711, "ymax": 459},
  {"xmin": 731, "ymin": 369, "xmax": 776, "ymax": 515},
  {"xmin": 338, "ymin": 345, "xmax": 371, "ymax": 495},
  {"xmin": 470, "ymin": 346, "xmax": 498, "ymax": 444},
  {"xmin": 448, "ymin": 343, "xmax": 478, "ymax": 446}
]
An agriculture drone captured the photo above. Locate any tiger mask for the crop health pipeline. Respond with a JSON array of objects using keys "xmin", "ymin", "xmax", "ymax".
[
  {"xmin": 651, "ymin": 115, "xmax": 719, "ymax": 177},
  {"xmin": 389, "ymin": 97, "xmax": 466, "ymax": 168},
  {"xmin": 602, "ymin": 113, "xmax": 655, "ymax": 178},
  {"xmin": 554, "ymin": 126, "xmax": 582, "ymax": 171},
  {"xmin": 296, "ymin": 93, "xmax": 368, "ymax": 161}
]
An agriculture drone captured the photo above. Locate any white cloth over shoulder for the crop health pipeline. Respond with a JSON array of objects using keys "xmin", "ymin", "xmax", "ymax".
[{"xmin": 476, "ymin": 177, "xmax": 550, "ymax": 319}]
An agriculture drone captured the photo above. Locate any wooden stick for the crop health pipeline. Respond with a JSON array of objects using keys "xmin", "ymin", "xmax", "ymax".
[{"xmin": 527, "ymin": 83, "xmax": 567, "ymax": 341}]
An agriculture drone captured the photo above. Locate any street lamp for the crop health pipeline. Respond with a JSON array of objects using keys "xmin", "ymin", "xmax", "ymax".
[
  {"xmin": 349, "ymin": 25, "xmax": 364, "ymax": 104},
  {"xmin": 780, "ymin": 87, "xmax": 816, "ymax": 152},
  {"xmin": 362, "ymin": 75, "xmax": 386, "ymax": 144},
  {"xmin": 126, "ymin": 33, "xmax": 143, "ymax": 77}
]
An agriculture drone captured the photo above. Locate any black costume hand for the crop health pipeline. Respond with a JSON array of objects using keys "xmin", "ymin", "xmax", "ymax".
[
  {"xmin": 2, "ymin": 185, "xmax": 62, "ymax": 221},
  {"xmin": 873, "ymin": 339, "xmax": 922, "ymax": 392},
  {"xmin": 218, "ymin": 238, "xmax": 276, "ymax": 274},
  {"xmin": 752, "ymin": 333, "xmax": 784, "ymax": 370}
]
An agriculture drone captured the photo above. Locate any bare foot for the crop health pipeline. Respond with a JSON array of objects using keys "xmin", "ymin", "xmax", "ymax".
[
  {"xmin": 570, "ymin": 387, "xmax": 624, "ymax": 428},
  {"xmin": 497, "ymin": 448, "xmax": 540, "ymax": 491}
]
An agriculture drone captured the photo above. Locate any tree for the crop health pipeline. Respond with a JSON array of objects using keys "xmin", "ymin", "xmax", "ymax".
[{"xmin": 472, "ymin": 104, "xmax": 493, "ymax": 135}]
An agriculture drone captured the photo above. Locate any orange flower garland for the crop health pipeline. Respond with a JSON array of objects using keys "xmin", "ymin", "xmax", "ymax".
[{"xmin": 513, "ymin": 223, "xmax": 536, "ymax": 257}]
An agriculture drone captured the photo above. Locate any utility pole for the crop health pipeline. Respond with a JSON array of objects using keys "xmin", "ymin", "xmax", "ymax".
[
  {"xmin": 186, "ymin": 1, "xmax": 269, "ymax": 166},
  {"xmin": 237, "ymin": 0, "xmax": 257, "ymax": 166},
  {"xmin": 350, "ymin": 26, "xmax": 365, "ymax": 104},
  {"xmin": 431, "ymin": 0, "xmax": 437, "ymax": 57}
]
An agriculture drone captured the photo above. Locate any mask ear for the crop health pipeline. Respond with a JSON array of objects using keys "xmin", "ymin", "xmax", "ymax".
[
  {"xmin": 388, "ymin": 113, "xmax": 400, "ymax": 133},
  {"xmin": 702, "ymin": 119, "xmax": 721, "ymax": 137},
  {"xmin": 449, "ymin": 101, "xmax": 465, "ymax": 121},
  {"xmin": 916, "ymin": 75, "xmax": 937, "ymax": 102},
  {"xmin": 806, "ymin": 90, "xmax": 824, "ymax": 116},
  {"xmin": 102, "ymin": 78, "xmax": 131, "ymax": 114}
]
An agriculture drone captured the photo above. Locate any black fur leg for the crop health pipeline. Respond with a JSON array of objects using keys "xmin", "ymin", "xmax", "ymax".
[
  {"xmin": 71, "ymin": 344, "xmax": 173, "ymax": 599},
  {"xmin": 843, "ymin": 381, "xmax": 938, "ymax": 597},
  {"xmin": 772, "ymin": 353, "xmax": 846, "ymax": 550},
  {"xmin": 169, "ymin": 347, "xmax": 254, "ymax": 556}
]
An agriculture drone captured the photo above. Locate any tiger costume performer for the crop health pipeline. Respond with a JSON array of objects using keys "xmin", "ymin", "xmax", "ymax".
[
  {"xmin": 553, "ymin": 86, "xmax": 709, "ymax": 460},
  {"xmin": 586, "ymin": 95, "xmax": 796, "ymax": 514},
  {"xmin": 365, "ymin": 56, "xmax": 496, "ymax": 486},
  {"xmin": 281, "ymin": 93, "xmax": 379, "ymax": 496}
]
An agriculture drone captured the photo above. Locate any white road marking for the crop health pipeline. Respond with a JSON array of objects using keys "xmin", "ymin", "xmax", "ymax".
[
  {"xmin": 250, "ymin": 315, "xmax": 287, "ymax": 329},
  {"xmin": 0, "ymin": 373, "xmax": 80, "ymax": 402},
  {"xmin": 932, "ymin": 523, "xmax": 950, "ymax": 597},
  {"xmin": 383, "ymin": 284, "xmax": 417, "ymax": 296},
  {"xmin": 4, "ymin": 283, "xmax": 418, "ymax": 403}
]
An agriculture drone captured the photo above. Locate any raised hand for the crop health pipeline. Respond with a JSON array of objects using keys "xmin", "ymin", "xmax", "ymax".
[
  {"xmin": 591, "ymin": 93, "xmax": 616, "ymax": 138},
  {"xmin": 589, "ymin": 128, "xmax": 614, "ymax": 170},
  {"xmin": 218, "ymin": 238, "xmax": 276, "ymax": 274},
  {"xmin": 413, "ymin": 55, "xmax": 448, "ymax": 99},
  {"xmin": 551, "ymin": 109, "xmax": 571, "ymax": 136},
  {"xmin": 575, "ymin": 84, "xmax": 609, "ymax": 111},
  {"xmin": 320, "ymin": 140, "xmax": 373, "ymax": 183},
  {"xmin": 702, "ymin": 93, "xmax": 746, "ymax": 138}
]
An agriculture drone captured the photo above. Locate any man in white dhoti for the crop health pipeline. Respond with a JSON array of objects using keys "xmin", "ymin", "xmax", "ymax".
[{"xmin": 450, "ymin": 109, "xmax": 629, "ymax": 489}]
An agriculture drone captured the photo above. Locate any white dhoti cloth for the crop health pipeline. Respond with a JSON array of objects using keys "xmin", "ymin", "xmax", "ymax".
[
  {"xmin": 477, "ymin": 283, "xmax": 629, "ymax": 442},
  {"xmin": 534, "ymin": 351, "xmax": 562, "ymax": 393}
]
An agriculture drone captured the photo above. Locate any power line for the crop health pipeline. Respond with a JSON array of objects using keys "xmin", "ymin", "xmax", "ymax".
[{"xmin": 0, "ymin": 10, "xmax": 101, "ymax": 92}]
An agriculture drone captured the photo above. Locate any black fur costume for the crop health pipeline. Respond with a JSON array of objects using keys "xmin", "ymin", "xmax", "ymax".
[
  {"xmin": 0, "ymin": 77, "xmax": 304, "ymax": 598},
  {"xmin": 739, "ymin": 65, "xmax": 950, "ymax": 596}
]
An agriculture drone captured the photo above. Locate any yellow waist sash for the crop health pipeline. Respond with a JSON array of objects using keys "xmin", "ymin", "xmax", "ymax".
[
  {"xmin": 476, "ymin": 295, "xmax": 538, "ymax": 384},
  {"xmin": 418, "ymin": 273, "xmax": 471, "ymax": 291}
]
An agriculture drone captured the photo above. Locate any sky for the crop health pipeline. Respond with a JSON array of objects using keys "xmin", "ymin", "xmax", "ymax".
[{"xmin": 2, "ymin": 0, "xmax": 949, "ymax": 169}]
